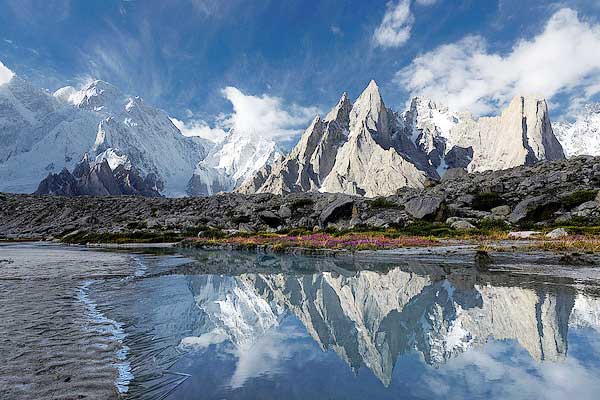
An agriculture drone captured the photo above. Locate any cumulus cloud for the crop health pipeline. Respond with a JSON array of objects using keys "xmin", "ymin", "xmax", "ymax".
[
  {"xmin": 170, "ymin": 117, "xmax": 227, "ymax": 143},
  {"xmin": 395, "ymin": 8, "xmax": 600, "ymax": 115},
  {"xmin": 373, "ymin": 0, "xmax": 436, "ymax": 48},
  {"xmin": 373, "ymin": 0, "xmax": 414, "ymax": 48},
  {"xmin": 219, "ymin": 86, "xmax": 319, "ymax": 140},
  {"xmin": 0, "ymin": 60, "xmax": 15, "ymax": 86},
  {"xmin": 172, "ymin": 86, "xmax": 318, "ymax": 144}
]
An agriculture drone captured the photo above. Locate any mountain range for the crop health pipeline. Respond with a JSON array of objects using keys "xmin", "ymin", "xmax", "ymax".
[
  {"xmin": 0, "ymin": 72, "xmax": 599, "ymax": 198},
  {"xmin": 240, "ymin": 81, "xmax": 565, "ymax": 197}
]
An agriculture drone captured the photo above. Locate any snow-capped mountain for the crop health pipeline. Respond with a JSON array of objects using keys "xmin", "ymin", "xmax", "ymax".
[
  {"xmin": 59, "ymin": 80, "xmax": 208, "ymax": 196},
  {"xmin": 554, "ymin": 103, "xmax": 600, "ymax": 157},
  {"xmin": 0, "ymin": 76, "xmax": 100, "ymax": 193},
  {"xmin": 242, "ymin": 81, "xmax": 565, "ymax": 197},
  {"xmin": 402, "ymin": 95, "xmax": 565, "ymax": 174},
  {"xmin": 0, "ymin": 74, "xmax": 207, "ymax": 196},
  {"xmin": 187, "ymin": 129, "xmax": 282, "ymax": 196}
]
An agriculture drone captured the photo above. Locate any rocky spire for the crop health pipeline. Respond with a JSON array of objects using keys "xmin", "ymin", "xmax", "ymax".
[
  {"xmin": 349, "ymin": 80, "xmax": 392, "ymax": 147},
  {"xmin": 325, "ymin": 92, "xmax": 352, "ymax": 124}
]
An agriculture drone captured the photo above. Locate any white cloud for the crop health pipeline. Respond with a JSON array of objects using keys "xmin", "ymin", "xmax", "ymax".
[
  {"xmin": 170, "ymin": 117, "xmax": 227, "ymax": 143},
  {"xmin": 373, "ymin": 0, "xmax": 414, "ymax": 48},
  {"xmin": 373, "ymin": 0, "xmax": 437, "ymax": 48},
  {"xmin": 395, "ymin": 8, "xmax": 600, "ymax": 116},
  {"xmin": 330, "ymin": 25, "xmax": 343, "ymax": 36},
  {"xmin": 172, "ymin": 86, "xmax": 318, "ymax": 144},
  {"xmin": 219, "ymin": 86, "xmax": 319, "ymax": 140},
  {"xmin": 0, "ymin": 60, "xmax": 15, "ymax": 86}
]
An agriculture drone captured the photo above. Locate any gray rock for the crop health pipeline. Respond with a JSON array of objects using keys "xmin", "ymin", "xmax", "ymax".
[
  {"xmin": 555, "ymin": 213, "xmax": 572, "ymax": 223},
  {"xmin": 442, "ymin": 168, "xmax": 468, "ymax": 182},
  {"xmin": 319, "ymin": 197, "xmax": 354, "ymax": 226},
  {"xmin": 404, "ymin": 196, "xmax": 444, "ymax": 219},
  {"xmin": 491, "ymin": 205, "xmax": 511, "ymax": 216},
  {"xmin": 576, "ymin": 201, "xmax": 598, "ymax": 211},
  {"xmin": 546, "ymin": 228, "xmax": 568, "ymax": 239},
  {"xmin": 451, "ymin": 220, "xmax": 476, "ymax": 230},
  {"xmin": 509, "ymin": 195, "xmax": 547, "ymax": 224},
  {"xmin": 258, "ymin": 211, "xmax": 281, "ymax": 228},
  {"xmin": 278, "ymin": 205, "xmax": 292, "ymax": 219}
]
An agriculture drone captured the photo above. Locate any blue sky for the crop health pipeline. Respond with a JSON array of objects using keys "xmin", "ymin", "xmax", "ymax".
[{"xmin": 1, "ymin": 0, "xmax": 600, "ymax": 141}]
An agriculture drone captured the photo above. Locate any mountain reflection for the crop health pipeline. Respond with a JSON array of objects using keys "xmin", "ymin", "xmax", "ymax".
[{"xmin": 173, "ymin": 251, "xmax": 599, "ymax": 387}]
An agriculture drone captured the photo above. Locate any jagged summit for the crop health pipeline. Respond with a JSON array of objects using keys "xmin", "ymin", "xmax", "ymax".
[
  {"xmin": 240, "ymin": 80, "xmax": 566, "ymax": 197},
  {"xmin": 35, "ymin": 155, "xmax": 162, "ymax": 197}
]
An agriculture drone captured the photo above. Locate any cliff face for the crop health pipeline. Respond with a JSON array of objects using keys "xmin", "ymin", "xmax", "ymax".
[{"xmin": 450, "ymin": 96, "xmax": 565, "ymax": 172}]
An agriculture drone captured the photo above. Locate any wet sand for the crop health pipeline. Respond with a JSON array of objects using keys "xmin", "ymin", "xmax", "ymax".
[{"xmin": 0, "ymin": 244, "xmax": 136, "ymax": 400}]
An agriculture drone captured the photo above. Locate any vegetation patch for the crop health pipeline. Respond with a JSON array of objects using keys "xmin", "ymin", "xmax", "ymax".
[
  {"xmin": 561, "ymin": 190, "xmax": 598, "ymax": 209},
  {"xmin": 190, "ymin": 232, "xmax": 439, "ymax": 252},
  {"xmin": 367, "ymin": 197, "xmax": 397, "ymax": 208},
  {"xmin": 527, "ymin": 238, "xmax": 600, "ymax": 253},
  {"xmin": 61, "ymin": 230, "xmax": 184, "ymax": 244}
]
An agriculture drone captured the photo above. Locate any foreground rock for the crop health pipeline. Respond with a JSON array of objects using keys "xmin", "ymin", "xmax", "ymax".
[{"xmin": 2, "ymin": 156, "xmax": 600, "ymax": 241}]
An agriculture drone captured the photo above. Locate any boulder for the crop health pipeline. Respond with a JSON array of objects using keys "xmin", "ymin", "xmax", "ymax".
[
  {"xmin": 278, "ymin": 205, "xmax": 292, "ymax": 219},
  {"xmin": 508, "ymin": 195, "xmax": 547, "ymax": 224},
  {"xmin": 258, "ymin": 210, "xmax": 282, "ymax": 228},
  {"xmin": 491, "ymin": 205, "xmax": 511, "ymax": 217},
  {"xmin": 404, "ymin": 196, "xmax": 444, "ymax": 219},
  {"xmin": 508, "ymin": 231, "xmax": 541, "ymax": 239},
  {"xmin": 546, "ymin": 228, "xmax": 568, "ymax": 239},
  {"xmin": 451, "ymin": 220, "xmax": 476, "ymax": 230},
  {"xmin": 576, "ymin": 201, "xmax": 598, "ymax": 211},
  {"xmin": 442, "ymin": 168, "xmax": 467, "ymax": 182},
  {"xmin": 319, "ymin": 197, "xmax": 354, "ymax": 226}
]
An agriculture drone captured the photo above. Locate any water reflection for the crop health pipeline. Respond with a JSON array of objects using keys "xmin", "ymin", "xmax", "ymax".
[{"xmin": 95, "ymin": 250, "xmax": 600, "ymax": 399}]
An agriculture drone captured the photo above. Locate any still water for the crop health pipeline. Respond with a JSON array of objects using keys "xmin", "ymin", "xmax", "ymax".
[{"xmin": 1, "ymin": 243, "xmax": 600, "ymax": 399}]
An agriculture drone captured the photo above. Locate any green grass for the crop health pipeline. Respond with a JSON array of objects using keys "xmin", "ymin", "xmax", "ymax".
[
  {"xmin": 367, "ymin": 197, "xmax": 397, "ymax": 208},
  {"xmin": 561, "ymin": 190, "xmax": 598, "ymax": 209}
]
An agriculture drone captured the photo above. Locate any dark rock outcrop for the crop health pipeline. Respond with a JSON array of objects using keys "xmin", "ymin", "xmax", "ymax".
[{"xmin": 34, "ymin": 156, "xmax": 161, "ymax": 197}]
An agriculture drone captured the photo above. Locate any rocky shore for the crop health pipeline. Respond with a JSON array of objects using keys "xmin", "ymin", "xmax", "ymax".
[{"xmin": 1, "ymin": 156, "xmax": 600, "ymax": 242}]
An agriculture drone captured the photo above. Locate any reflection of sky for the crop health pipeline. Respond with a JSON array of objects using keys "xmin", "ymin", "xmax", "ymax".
[
  {"xmin": 103, "ymin": 258, "xmax": 600, "ymax": 400},
  {"xmin": 168, "ymin": 318, "xmax": 600, "ymax": 400}
]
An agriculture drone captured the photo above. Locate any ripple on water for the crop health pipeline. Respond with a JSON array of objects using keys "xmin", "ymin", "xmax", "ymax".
[{"xmin": 77, "ymin": 280, "xmax": 133, "ymax": 394}]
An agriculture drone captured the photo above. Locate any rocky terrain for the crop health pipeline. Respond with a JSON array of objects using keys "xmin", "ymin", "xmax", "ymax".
[{"xmin": 2, "ymin": 156, "xmax": 599, "ymax": 241}]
